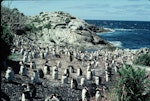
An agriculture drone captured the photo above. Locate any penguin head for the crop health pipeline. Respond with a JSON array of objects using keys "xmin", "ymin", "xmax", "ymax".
[
  {"xmin": 84, "ymin": 86, "xmax": 88, "ymax": 91},
  {"xmin": 96, "ymin": 88, "xmax": 102, "ymax": 91},
  {"xmin": 19, "ymin": 61, "xmax": 23, "ymax": 65},
  {"xmin": 8, "ymin": 67, "xmax": 12, "ymax": 70}
]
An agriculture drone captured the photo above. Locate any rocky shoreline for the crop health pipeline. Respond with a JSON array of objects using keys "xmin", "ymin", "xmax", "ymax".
[{"xmin": 26, "ymin": 11, "xmax": 113, "ymax": 50}]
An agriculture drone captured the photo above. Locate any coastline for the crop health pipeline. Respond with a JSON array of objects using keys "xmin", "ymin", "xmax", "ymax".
[{"xmin": 1, "ymin": 7, "xmax": 150, "ymax": 101}]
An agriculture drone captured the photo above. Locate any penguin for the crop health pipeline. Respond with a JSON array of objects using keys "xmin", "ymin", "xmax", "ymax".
[
  {"xmin": 95, "ymin": 76, "xmax": 101, "ymax": 85},
  {"xmin": 95, "ymin": 88, "xmax": 102, "ymax": 101},
  {"xmin": 71, "ymin": 77, "xmax": 78, "ymax": 90},
  {"xmin": 21, "ymin": 83, "xmax": 36, "ymax": 98},
  {"xmin": 23, "ymin": 55, "xmax": 28, "ymax": 63},
  {"xmin": 5, "ymin": 67, "xmax": 14, "ymax": 82},
  {"xmin": 82, "ymin": 87, "xmax": 90, "ymax": 101},
  {"xmin": 105, "ymin": 70, "xmax": 109, "ymax": 82},
  {"xmin": 43, "ymin": 52, "xmax": 47, "ymax": 59},
  {"xmin": 30, "ymin": 61, "xmax": 36, "ymax": 69},
  {"xmin": 45, "ymin": 60, "xmax": 49, "ymax": 67},
  {"xmin": 19, "ymin": 63, "xmax": 27, "ymax": 76},
  {"xmin": 68, "ymin": 65, "xmax": 75, "ymax": 73},
  {"xmin": 77, "ymin": 68, "xmax": 82, "ymax": 76},
  {"xmin": 80, "ymin": 77, "xmax": 87, "ymax": 86},
  {"xmin": 86, "ymin": 70, "xmax": 92, "ymax": 80},
  {"xmin": 63, "ymin": 68, "xmax": 70, "ymax": 77},
  {"xmin": 52, "ymin": 66, "xmax": 58, "ymax": 79},
  {"xmin": 31, "ymin": 70, "xmax": 40, "ymax": 83},
  {"xmin": 43, "ymin": 65, "xmax": 50, "ymax": 75},
  {"xmin": 57, "ymin": 61, "xmax": 62, "ymax": 68},
  {"xmin": 21, "ymin": 91, "xmax": 32, "ymax": 101},
  {"xmin": 40, "ymin": 51, "xmax": 44, "ymax": 59},
  {"xmin": 20, "ymin": 48, "xmax": 24, "ymax": 55}
]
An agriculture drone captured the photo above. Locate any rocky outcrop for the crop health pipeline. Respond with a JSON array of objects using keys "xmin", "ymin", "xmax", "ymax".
[{"xmin": 28, "ymin": 11, "xmax": 111, "ymax": 49}]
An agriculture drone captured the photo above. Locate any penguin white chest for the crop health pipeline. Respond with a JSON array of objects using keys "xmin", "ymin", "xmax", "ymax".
[
  {"xmin": 5, "ymin": 69, "xmax": 14, "ymax": 81},
  {"xmin": 95, "ymin": 91, "xmax": 101, "ymax": 101}
]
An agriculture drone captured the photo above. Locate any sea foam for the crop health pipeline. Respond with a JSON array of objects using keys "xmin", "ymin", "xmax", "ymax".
[{"xmin": 109, "ymin": 41, "xmax": 123, "ymax": 48}]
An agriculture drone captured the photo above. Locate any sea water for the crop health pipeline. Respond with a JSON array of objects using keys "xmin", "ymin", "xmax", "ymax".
[{"xmin": 86, "ymin": 20, "xmax": 150, "ymax": 49}]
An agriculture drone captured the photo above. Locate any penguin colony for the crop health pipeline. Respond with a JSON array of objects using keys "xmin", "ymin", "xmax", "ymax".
[{"xmin": 1, "ymin": 35, "xmax": 137, "ymax": 101}]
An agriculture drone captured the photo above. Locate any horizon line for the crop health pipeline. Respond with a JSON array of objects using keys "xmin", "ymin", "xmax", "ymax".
[{"xmin": 84, "ymin": 19, "xmax": 150, "ymax": 22}]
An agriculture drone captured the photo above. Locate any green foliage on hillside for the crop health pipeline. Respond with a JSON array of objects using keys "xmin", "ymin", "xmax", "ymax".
[
  {"xmin": 1, "ymin": 5, "xmax": 27, "ymax": 60},
  {"xmin": 134, "ymin": 53, "xmax": 150, "ymax": 66},
  {"xmin": 1, "ymin": 6, "xmax": 27, "ymax": 34},
  {"xmin": 116, "ymin": 65, "xmax": 150, "ymax": 101},
  {"xmin": 1, "ymin": 23, "xmax": 14, "ymax": 45},
  {"xmin": 0, "ymin": 23, "xmax": 14, "ymax": 60}
]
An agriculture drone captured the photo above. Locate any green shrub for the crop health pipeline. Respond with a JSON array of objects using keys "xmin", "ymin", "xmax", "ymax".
[
  {"xmin": 0, "ymin": 23, "xmax": 14, "ymax": 60},
  {"xmin": 1, "ymin": 6, "xmax": 27, "ymax": 33},
  {"xmin": 8, "ymin": 53, "xmax": 19, "ymax": 60},
  {"xmin": 134, "ymin": 53, "xmax": 150, "ymax": 66},
  {"xmin": 1, "ymin": 23, "xmax": 14, "ymax": 45},
  {"xmin": 116, "ymin": 65, "xmax": 150, "ymax": 101}
]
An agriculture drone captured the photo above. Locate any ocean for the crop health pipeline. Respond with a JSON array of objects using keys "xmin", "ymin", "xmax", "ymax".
[{"xmin": 85, "ymin": 20, "xmax": 150, "ymax": 49}]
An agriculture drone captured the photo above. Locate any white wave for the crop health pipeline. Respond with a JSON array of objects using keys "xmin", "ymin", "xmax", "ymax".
[
  {"xmin": 114, "ymin": 28, "xmax": 133, "ymax": 31},
  {"xmin": 97, "ymin": 31, "xmax": 115, "ymax": 35},
  {"xmin": 103, "ymin": 28, "xmax": 115, "ymax": 32},
  {"xmin": 109, "ymin": 41, "xmax": 123, "ymax": 48},
  {"xmin": 96, "ymin": 28, "xmax": 115, "ymax": 35}
]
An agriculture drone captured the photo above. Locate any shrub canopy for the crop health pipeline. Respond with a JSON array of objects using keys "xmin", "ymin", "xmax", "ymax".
[{"xmin": 116, "ymin": 65, "xmax": 150, "ymax": 101}]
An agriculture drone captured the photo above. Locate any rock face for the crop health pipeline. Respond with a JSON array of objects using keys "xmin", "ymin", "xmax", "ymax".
[{"xmin": 28, "ymin": 11, "xmax": 110, "ymax": 49}]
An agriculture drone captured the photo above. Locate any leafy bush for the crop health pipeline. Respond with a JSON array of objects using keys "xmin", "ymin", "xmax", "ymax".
[
  {"xmin": 134, "ymin": 53, "xmax": 150, "ymax": 66},
  {"xmin": 1, "ymin": 23, "xmax": 14, "ymax": 45},
  {"xmin": 0, "ymin": 23, "xmax": 14, "ymax": 60},
  {"xmin": 8, "ymin": 53, "xmax": 19, "ymax": 60},
  {"xmin": 1, "ymin": 6, "xmax": 27, "ymax": 60},
  {"xmin": 116, "ymin": 65, "xmax": 150, "ymax": 101},
  {"xmin": 1, "ymin": 6, "xmax": 27, "ymax": 33}
]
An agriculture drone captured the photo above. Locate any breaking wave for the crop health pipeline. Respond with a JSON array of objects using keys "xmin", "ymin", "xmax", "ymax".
[{"xmin": 109, "ymin": 41, "xmax": 123, "ymax": 48}]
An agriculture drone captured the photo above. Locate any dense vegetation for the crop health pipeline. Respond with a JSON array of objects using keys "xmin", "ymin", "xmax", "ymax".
[
  {"xmin": 0, "ymin": 23, "xmax": 14, "ymax": 61},
  {"xmin": 1, "ymin": 6, "xmax": 28, "ymax": 61},
  {"xmin": 116, "ymin": 65, "xmax": 150, "ymax": 101},
  {"xmin": 134, "ymin": 53, "xmax": 150, "ymax": 66},
  {"xmin": 1, "ymin": 6, "xmax": 28, "ymax": 35}
]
